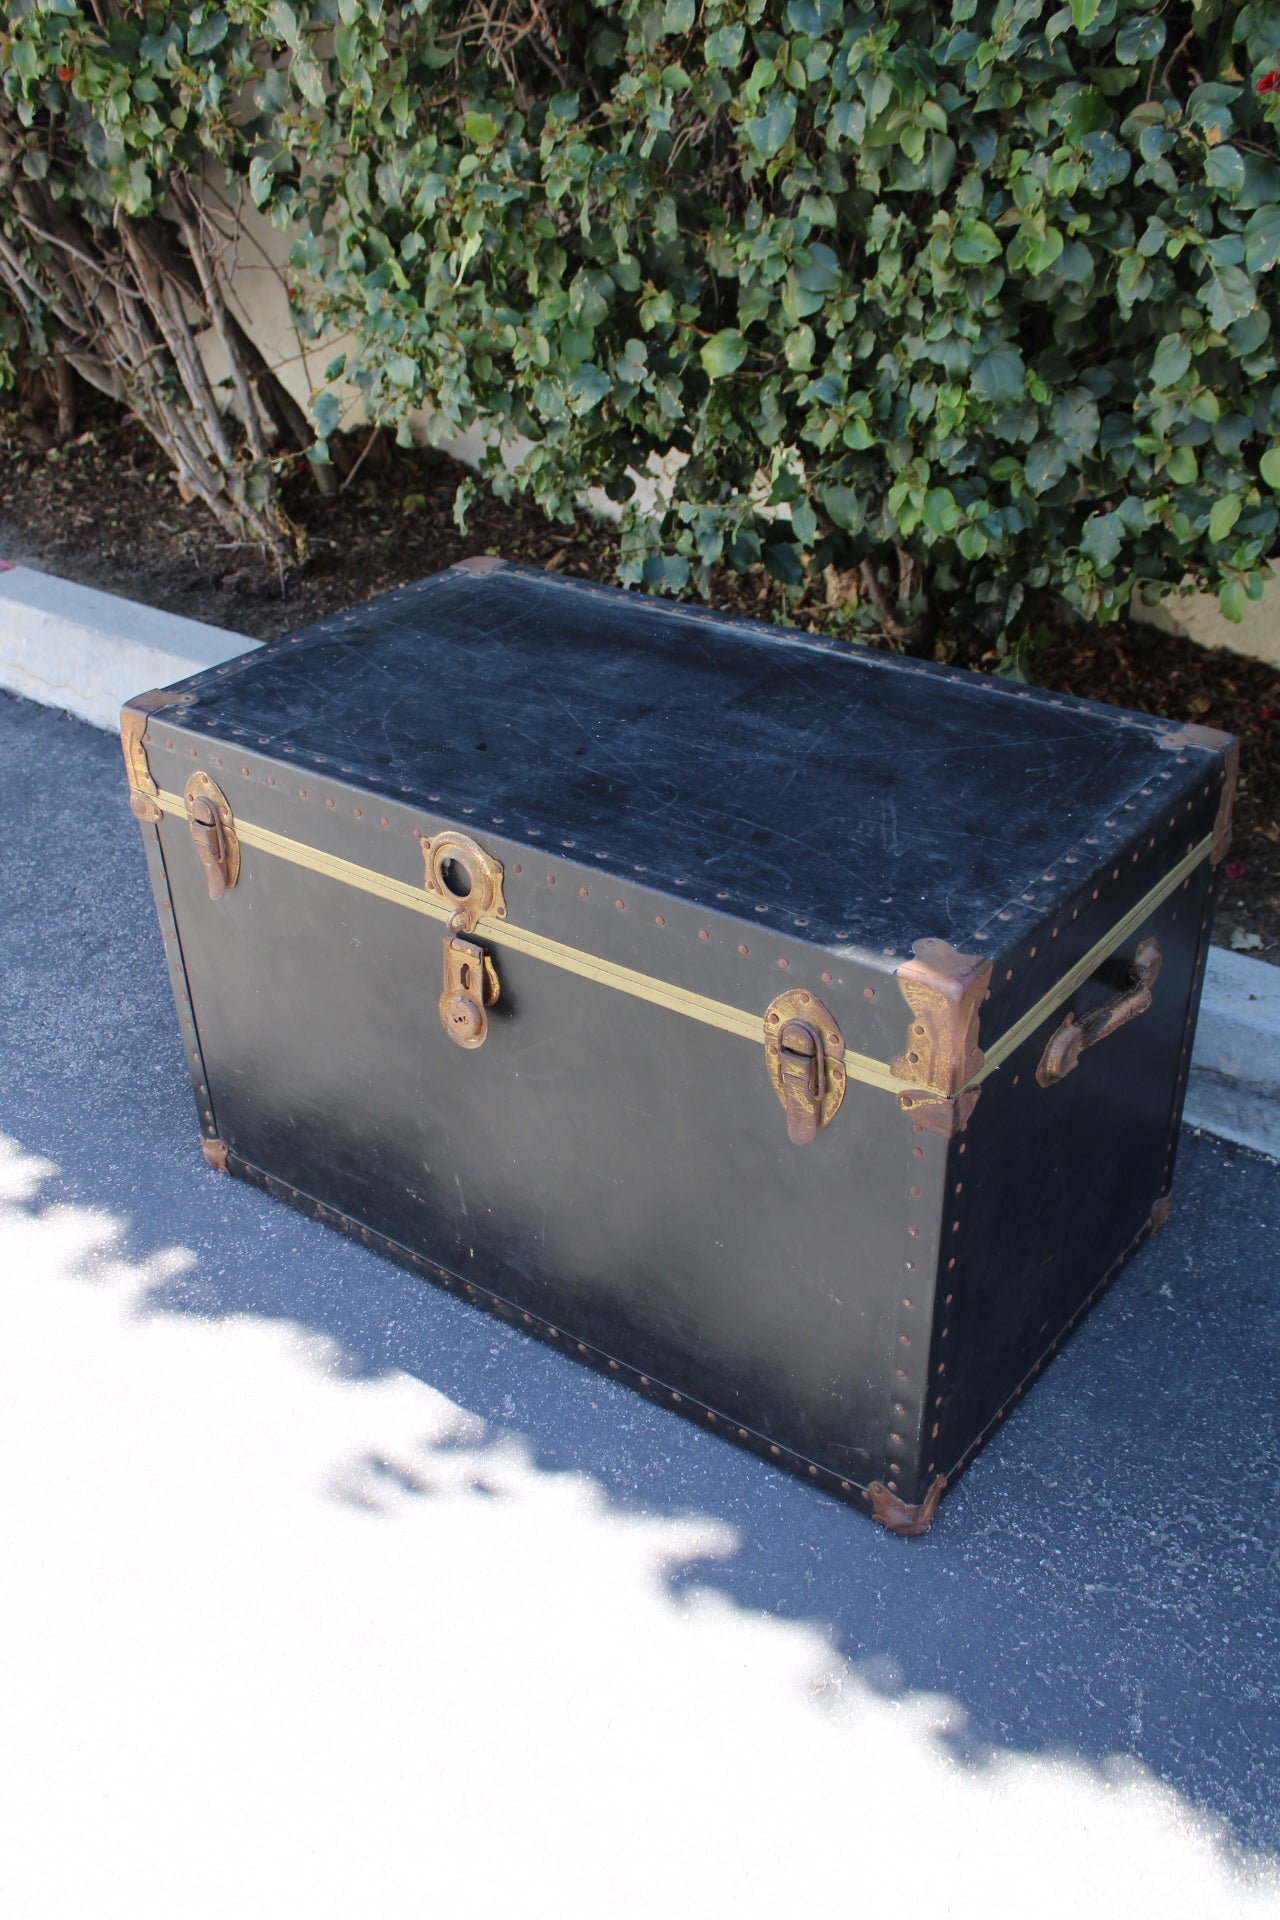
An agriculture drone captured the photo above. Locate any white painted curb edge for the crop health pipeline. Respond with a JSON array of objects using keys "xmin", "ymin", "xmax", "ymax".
[
  {"xmin": 0, "ymin": 562, "xmax": 257, "ymax": 732},
  {"xmin": 1185, "ymin": 946, "xmax": 1280, "ymax": 1159},
  {"xmin": 2, "ymin": 562, "xmax": 1277, "ymax": 1159}
]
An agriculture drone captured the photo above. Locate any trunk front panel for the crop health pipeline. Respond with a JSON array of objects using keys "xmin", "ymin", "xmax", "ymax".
[{"xmin": 158, "ymin": 806, "xmax": 939, "ymax": 1487}]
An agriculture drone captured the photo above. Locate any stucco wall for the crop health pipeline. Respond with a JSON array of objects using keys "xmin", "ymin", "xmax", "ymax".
[{"xmin": 1131, "ymin": 569, "xmax": 1280, "ymax": 669}]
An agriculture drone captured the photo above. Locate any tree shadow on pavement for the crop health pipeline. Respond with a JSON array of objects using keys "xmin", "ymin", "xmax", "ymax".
[{"xmin": 3, "ymin": 691, "xmax": 1278, "ymax": 1863}]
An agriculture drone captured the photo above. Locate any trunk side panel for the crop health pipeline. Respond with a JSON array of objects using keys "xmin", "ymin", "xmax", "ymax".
[{"xmin": 931, "ymin": 859, "xmax": 1215, "ymax": 1480}]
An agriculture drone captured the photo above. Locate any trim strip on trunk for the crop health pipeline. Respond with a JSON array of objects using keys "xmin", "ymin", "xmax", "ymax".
[{"xmin": 152, "ymin": 788, "xmax": 1216, "ymax": 1099}]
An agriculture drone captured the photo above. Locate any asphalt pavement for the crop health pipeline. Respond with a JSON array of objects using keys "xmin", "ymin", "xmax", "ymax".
[{"xmin": 2, "ymin": 689, "xmax": 1279, "ymax": 1919}]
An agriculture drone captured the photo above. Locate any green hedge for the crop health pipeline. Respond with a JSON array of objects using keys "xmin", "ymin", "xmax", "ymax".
[{"xmin": 4, "ymin": 0, "xmax": 1280, "ymax": 643}]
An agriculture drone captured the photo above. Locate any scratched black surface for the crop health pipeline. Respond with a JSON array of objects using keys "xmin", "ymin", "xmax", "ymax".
[{"xmin": 175, "ymin": 564, "xmax": 1190, "ymax": 954}]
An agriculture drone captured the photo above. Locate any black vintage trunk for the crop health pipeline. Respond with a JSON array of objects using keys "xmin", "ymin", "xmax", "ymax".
[{"xmin": 121, "ymin": 559, "xmax": 1234, "ymax": 1532}]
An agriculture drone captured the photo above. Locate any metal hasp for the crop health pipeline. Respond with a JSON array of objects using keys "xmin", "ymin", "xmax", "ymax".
[
  {"xmin": 183, "ymin": 771, "xmax": 239, "ymax": 900},
  {"xmin": 439, "ymin": 935, "xmax": 500, "ymax": 1049},
  {"xmin": 1037, "ymin": 936, "xmax": 1162, "ymax": 1087},
  {"xmin": 763, "ymin": 990, "xmax": 846, "ymax": 1145}
]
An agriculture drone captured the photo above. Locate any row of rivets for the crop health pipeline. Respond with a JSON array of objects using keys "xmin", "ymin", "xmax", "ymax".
[{"xmin": 216, "ymin": 1151, "xmax": 874, "ymax": 1509}]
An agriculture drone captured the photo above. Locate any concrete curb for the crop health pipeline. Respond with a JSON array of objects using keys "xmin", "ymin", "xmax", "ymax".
[
  {"xmin": 1185, "ymin": 946, "xmax": 1280, "ymax": 1159},
  {"xmin": 2, "ymin": 562, "xmax": 1277, "ymax": 1160},
  {"xmin": 0, "ymin": 562, "xmax": 256, "ymax": 731}
]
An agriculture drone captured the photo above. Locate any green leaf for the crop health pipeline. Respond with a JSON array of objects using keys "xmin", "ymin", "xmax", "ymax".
[
  {"xmin": 1115, "ymin": 13, "xmax": 1166, "ymax": 63},
  {"xmin": 952, "ymin": 220, "xmax": 1001, "ymax": 265},
  {"xmin": 1204, "ymin": 264, "xmax": 1257, "ymax": 332},
  {"xmin": 1069, "ymin": 0, "xmax": 1101, "ymax": 28},
  {"xmin": 1081, "ymin": 511, "xmax": 1122, "ymax": 566},
  {"xmin": 700, "ymin": 329, "xmax": 749, "ymax": 379},
  {"xmin": 1205, "ymin": 145, "xmax": 1246, "ymax": 199},
  {"xmin": 791, "ymin": 498, "xmax": 818, "ymax": 545},
  {"xmin": 292, "ymin": 55, "xmax": 327, "ymax": 109},
  {"xmin": 1166, "ymin": 445, "xmax": 1199, "ymax": 485},
  {"xmin": 821, "ymin": 483, "xmax": 863, "ymax": 532},
  {"xmin": 311, "ymin": 392, "xmax": 341, "ymax": 438},
  {"xmin": 784, "ymin": 325, "xmax": 815, "ymax": 370},
  {"xmin": 265, "ymin": 1, "xmax": 299, "ymax": 47},
  {"xmin": 1208, "ymin": 495, "xmax": 1242, "ymax": 545},
  {"xmin": 1260, "ymin": 447, "xmax": 1280, "ymax": 489},
  {"xmin": 1220, "ymin": 579, "xmax": 1247, "ymax": 622},
  {"xmin": 248, "ymin": 150, "xmax": 279, "ymax": 207},
  {"xmin": 764, "ymin": 541, "xmax": 805, "ymax": 584},
  {"xmin": 464, "ymin": 112, "xmax": 499, "ymax": 147},
  {"xmin": 1150, "ymin": 335, "xmax": 1191, "ymax": 390},
  {"xmin": 1025, "ymin": 440, "xmax": 1069, "ymax": 494},
  {"xmin": 643, "ymin": 554, "xmax": 690, "ymax": 591},
  {"xmin": 746, "ymin": 94, "xmax": 797, "ymax": 158},
  {"xmin": 188, "ymin": 12, "xmax": 229, "ymax": 56},
  {"xmin": 1244, "ymin": 206, "xmax": 1280, "ymax": 275},
  {"xmin": 705, "ymin": 25, "xmax": 745, "ymax": 66},
  {"xmin": 567, "ymin": 365, "xmax": 612, "ymax": 413},
  {"xmin": 971, "ymin": 346, "xmax": 1026, "ymax": 405},
  {"xmin": 922, "ymin": 488, "xmax": 960, "ymax": 535}
]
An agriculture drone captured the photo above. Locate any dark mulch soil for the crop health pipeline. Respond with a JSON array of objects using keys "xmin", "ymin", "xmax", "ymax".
[{"xmin": 3, "ymin": 396, "xmax": 1277, "ymax": 955}]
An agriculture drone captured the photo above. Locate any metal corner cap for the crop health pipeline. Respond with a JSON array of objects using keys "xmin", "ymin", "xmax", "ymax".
[
  {"xmin": 892, "ymin": 939, "xmax": 993, "ymax": 1098},
  {"xmin": 1158, "ymin": 722, "xmax": 1238, "ymax": 757},
  {"xmin": 1158, "ymin": 728, "xmax": 1240, "ymax": 862},
  {"xmin": 451, "ymin": 555, "xmax": 508, "ymax": 577},
  {"xmin": 900, "ymin": 936, "xmax": 993, "ymax": 995},
  {"xmin": 120, "ymin": 684, "xmax": 182, "ymax": 731}
]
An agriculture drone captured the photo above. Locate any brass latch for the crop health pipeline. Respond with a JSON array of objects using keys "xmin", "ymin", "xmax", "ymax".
[
  {"xmin": 184, "ymin": 771, "xmax": 239, "ymax": 901},
  {"xmin": 1037, "ymin": 937, "xmax": 1161, "ymax": 1087},
  {"xmin": 439, "ymin": 935, "xmax": 500, "ymax": 1048},
  {"xmin": 764, "ymin": 990, "xmax": 846, "ymax": 1145}
]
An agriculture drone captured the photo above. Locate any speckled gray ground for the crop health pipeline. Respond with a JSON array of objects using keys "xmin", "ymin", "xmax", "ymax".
[{"xmin": 2, "ymin": 687, "xmax": 1279, "ymax": 1894}]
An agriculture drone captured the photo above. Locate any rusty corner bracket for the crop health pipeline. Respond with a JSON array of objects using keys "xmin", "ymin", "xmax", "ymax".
[
  {"xmin": 897, "ymin": 1087, "xmax": 981, "ymax": 1137},
  {"xmin": 121, "ymin": 687, "xmax": 193, "ymax": 823},
  {"xmin": 893, "ymin": 939, "xmax": 993, "ymax": 1099},
  {"xmin": 201, "ymin": 1136, "xmax": 229, "ymax": 1173},
  {"xmin": 1159, "ymin": 724, "xmax": 1240, "ymax": 866},
  {"xmin": 451, "ymin": 554, "xmax": 508, "ymax": 577},
  {"xmin": 867, "ymin": 1475, "xmax": 946, "ymax": 1538},
  {"xmin": 1149, "ymin": 1193, "xmax": 1172, "ymax": 1234}
]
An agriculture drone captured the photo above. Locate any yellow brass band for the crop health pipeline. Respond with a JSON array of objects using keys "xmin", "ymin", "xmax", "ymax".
[{"xmin": 151, "ymin": 788, "xmax": 1217, "ymax": 1099}]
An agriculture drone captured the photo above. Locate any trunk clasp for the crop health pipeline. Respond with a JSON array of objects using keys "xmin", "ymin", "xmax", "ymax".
[
  {"xmin": 184, "ymin": 772, "xmax": 239, "ymax": 900},
  {"xmin": 764, "ymin": 991, "xmax": 846, "ymax": 1144},
  {"xmin": 439, "ymin": 935, "xmax": 500, "ymax": 1049}
]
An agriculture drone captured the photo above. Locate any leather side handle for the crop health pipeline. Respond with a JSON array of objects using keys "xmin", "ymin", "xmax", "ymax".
[{"xmin": 1036, "ymin": 937, "xmax": 1162, "ymax": 1088}]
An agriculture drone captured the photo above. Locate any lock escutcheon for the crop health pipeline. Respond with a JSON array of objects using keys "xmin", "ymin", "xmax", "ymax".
[{"xmin": 422, "ymin": 829, "xmax": 506, "ymax": 936}]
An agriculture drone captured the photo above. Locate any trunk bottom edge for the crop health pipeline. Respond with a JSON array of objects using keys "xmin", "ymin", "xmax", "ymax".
[{"xmin": 217, "ymin": 1148, "xmax": 886, "ymax": 1521}]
